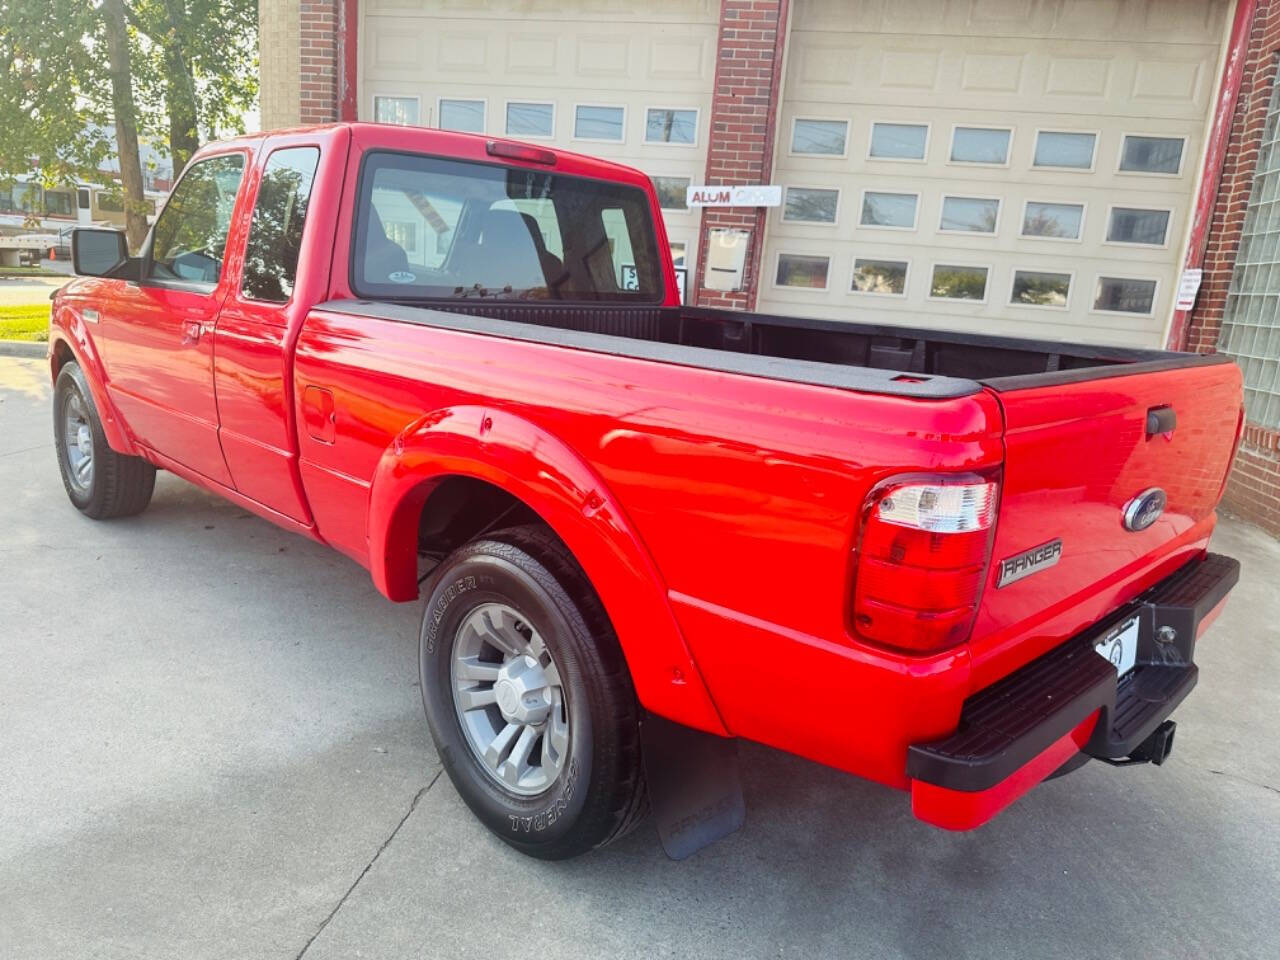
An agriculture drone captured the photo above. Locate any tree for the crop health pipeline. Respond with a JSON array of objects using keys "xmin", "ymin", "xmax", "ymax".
[{"xmin": 0, "ymin": 0, "xmax": 257, "ymax": 246}]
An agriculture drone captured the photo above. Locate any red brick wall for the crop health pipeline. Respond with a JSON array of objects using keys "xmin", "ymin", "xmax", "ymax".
[
  {"xmin": 1186, "ymin": 0, "xmax": 1280, "ymax": 537},
  {"xmin": 300, "ymin": 0, "xmax": 339, "ymax": 125},
  {"xmin": 690, "ymin": 0, "xmax": 789, "ymax": 309}
]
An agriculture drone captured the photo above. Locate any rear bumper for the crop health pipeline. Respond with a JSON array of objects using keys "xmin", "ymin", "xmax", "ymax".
[{"xmin": 907, "ymin": 551, "xmax": 1239, "ymax": 829}]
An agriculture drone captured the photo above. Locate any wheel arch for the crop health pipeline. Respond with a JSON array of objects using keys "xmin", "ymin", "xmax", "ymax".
[
  {"xmin": 367, "ymin": 404, "xmax": 726, "ymax": 735},
  {"xmin": 48, "ymin": 311, "xmax": 137, "ymax": 456}
]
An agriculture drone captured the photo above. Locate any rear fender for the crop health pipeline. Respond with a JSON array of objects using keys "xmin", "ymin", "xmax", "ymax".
[
  {"xmin": 367, "ymin": 404, "xmax": 727, "ymax": 735},
  {"xmin": 48, "ymin": 306, "xmax": 137, "ymax": 456}
]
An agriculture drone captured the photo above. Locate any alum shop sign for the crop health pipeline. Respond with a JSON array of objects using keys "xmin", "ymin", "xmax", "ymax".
[{"xmin": 686, "ymin": 185, "xmax": 782, "ymax": 207}]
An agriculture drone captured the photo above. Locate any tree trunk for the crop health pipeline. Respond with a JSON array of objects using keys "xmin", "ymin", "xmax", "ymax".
[
  {"xmin": 101, "ymin": 0, "xmax": 148, "ymax": 250},
  {"xmin": 162, "ymin": 0, "xmax": 200, "ymax": 175}
]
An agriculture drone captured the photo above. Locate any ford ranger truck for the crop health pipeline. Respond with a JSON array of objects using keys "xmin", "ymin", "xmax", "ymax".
[{"xmin": 50, "ymin": 123, "xmax": 1242, "ymax": 860}]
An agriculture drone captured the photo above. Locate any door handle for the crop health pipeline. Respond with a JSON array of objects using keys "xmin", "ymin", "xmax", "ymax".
[{"xmin": 182, "ymin": 320, "xmax": 203, "ymax": 344}]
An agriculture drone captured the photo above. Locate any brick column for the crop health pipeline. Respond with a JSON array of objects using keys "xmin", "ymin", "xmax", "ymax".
[
  {"xmin": 299, "ymin": 0, "xmax": 340, "ymax": 125},
  {"xmin": 691, "ymin": 0, "xmax": 790, "ymax": 310},
  {"xmin": 1185, "ymin": 0, "xmax": 1280, "ymax": 536}
]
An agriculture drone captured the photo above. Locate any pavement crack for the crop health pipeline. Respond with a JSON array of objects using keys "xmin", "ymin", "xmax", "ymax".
[
  {"xmin": 1207, "ymin": 768, "xmax": 1280, "ymax": 797},
  {"xmin": 294, "ymin": 769, "xmax": 443, "ymax": 960}
]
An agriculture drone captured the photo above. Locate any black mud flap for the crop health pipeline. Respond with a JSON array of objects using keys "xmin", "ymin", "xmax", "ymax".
[{"xmin": 640, "ymin": 712, "xmax": 745, "ymax": 861}]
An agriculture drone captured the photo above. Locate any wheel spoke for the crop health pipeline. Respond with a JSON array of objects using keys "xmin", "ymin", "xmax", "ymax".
[
  {"xmin": 479, "ymin": 608, "xmax": 523, "ymax": 658},
  {"xmin": 545, "ymin": 697, "xmax": 569, "ymax": 766},
  {"xmin": 455, "ymin": 685, "xmax": 497, "ymax": 711},
  {"xmin": 482, "ymin": 721, "xmax": 521, "ymax": 769},
  {"xmin": 454, "ymin": 657, "xmax": 501, "ymax": 682},
  {"xmin": 542, "ymin": 660, "xmax": 561, "ymax": 689},
  {"xmin": 498, "ymin": 725, "xmax": 539, "ymax": 787},
  {"xmin": 75, "ymin": 456, "xmax": 92, "ymax": 482}
]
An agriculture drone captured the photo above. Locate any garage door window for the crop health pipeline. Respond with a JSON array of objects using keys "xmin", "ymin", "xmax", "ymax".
[
  {"xmin": 930, "ymin": 264, "xmax": 988, "ymax": 301},
  {"xmin": 652, "ymin": 177, "xmax": 690, "ymax": 211},
  {"xmin": 1021, "ymin": 201, "xmax": 1084, "ymax": 240},
  {"xmin": 1093, "ymin": 277, "xmax": 1157, "ymax": 315},
  {"xmin": 860, "ymin": 191, "xmax": 918, "ymax": 229},
  {"xmin": 1106, "ymin": 207, "xmax": 1171, "ymax": 246},
  {"xmin": 1034, "ymin": 131, "xmax": 1096, "ymax": 170},
  {"xmin": 439, "ymin": 99, "xmax": 485, "ymax": 133},
  {"xmin": 791, "ymin": 119, "xmax": 848, "ymax": 157},
  {"xmin": 950, "ymin": 127, "xmax": 1011, "ymax": 165},
  {"xmin": 939, "ymin": 196, "xmax": 999, "ymax": 234},
  {"xmin": 645, "ymin": 108, "xmax": 698, "ymax": 145},
  {"xmin": 1119, "ymin": 136, "xmax": 1184, "ymax": 175},
  {"xmin": 852, "ymin": 258, "xmax": 908, "ymax": 296},
  {"xmin": 374, "ymin": 96, "xmax": 419, "ymax": 126},
  {"xmin": 776, "ymin": 253, "xmax": 829, "ymax": 289},
  {"xmin": 1011, "ymin": 270, "xmax": 1070, "ymax": 308},
  {"xmin": 783, "ymin": 187, "xmax": 839, "ymax": 224},
  {"xmin": 869, "ymin": 123, "xmax": 927, "ymax": 161},
  {"xmin": 506, "ymin": 102, "xmax": 554, "ymax": 139},
  {"xmin": 575, "ymin": 105, "xmax": 625, "ymax": 142}
]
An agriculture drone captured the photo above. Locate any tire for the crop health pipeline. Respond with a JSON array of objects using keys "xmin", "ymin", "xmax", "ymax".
[
  {"xmin": 53, "ymin": 361, "xmax": 156, "ymax": 519},
  {"xmin": 419, "ymin": 524, "xmax": 647, "ymax": 859}
]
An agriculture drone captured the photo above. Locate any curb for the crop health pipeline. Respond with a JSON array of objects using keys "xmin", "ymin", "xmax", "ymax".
[{"xmin": 0, "ymin": 340, "xmax": 46, "ymax": 359}]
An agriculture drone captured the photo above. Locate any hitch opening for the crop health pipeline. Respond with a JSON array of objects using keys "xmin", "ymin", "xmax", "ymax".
[{"xmin": 1096, "ymin": 720, "xmax": 1177, "ymax": 768}]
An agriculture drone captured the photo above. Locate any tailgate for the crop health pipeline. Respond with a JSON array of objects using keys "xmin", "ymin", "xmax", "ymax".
[{"xmin": 969, "ymin": 357, "xmax": 1243, "ymax": 685}]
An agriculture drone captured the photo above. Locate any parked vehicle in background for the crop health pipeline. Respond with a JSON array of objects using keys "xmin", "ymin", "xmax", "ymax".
[{"xmin": 48, "ymin": 123, "xmax": 1242, "ymax": 859}]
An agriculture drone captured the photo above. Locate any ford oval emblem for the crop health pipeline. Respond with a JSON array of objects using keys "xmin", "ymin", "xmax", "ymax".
[{"xmin": 1122, "ymin": 488, "xmax": 1167, "ymax": 532}]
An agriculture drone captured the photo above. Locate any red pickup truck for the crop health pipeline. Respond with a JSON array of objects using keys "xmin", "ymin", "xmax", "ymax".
[{"xmin": 51, "ymin": 123, "xmax": 1242, "ymax": 860}]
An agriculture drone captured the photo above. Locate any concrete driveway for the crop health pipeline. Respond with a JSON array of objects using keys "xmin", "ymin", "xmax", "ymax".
[{"xmin": 1, "ymin": 354, "xmax": 1277, "ymax": 960}]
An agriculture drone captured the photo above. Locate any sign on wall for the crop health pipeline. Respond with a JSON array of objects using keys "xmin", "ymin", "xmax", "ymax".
[{"xmin": 686, "ymin": 185, "xmax": 782, "ymax": 208}]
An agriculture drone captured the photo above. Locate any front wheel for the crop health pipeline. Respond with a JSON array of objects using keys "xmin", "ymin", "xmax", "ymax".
[
  {"xmin": 53, "ymin": 362, "xmax": 156, "ymax": 519},
  {"xmin": 419, "ymin": 525, "xmax": 647, "ymax": 859}
]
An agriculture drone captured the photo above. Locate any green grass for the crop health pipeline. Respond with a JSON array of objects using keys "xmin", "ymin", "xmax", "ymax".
[
  {"xmin": 0, "ymin": 265, "xmax": 64, "ymax": 278},
  {"xmin": 0, "ymin": 304, "xmax": 51, "ymax": 341}
]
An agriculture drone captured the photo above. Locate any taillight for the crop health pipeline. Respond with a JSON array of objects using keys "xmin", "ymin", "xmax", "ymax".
[{"xmin": 852, "ymin": 474, "xmax": 999, "ymax": 654}]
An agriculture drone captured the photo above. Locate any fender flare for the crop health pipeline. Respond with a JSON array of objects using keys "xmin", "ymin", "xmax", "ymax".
[
  {"xmin": 48, "ymin": 307, "xmax": 137, "ymax": 456},
  {"xmin": 367, "ymin": 404, "xmax": 727, "ymax": 735}
]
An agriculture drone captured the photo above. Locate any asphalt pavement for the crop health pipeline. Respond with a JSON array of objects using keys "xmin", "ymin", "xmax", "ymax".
[{"xmin": 1, "ymin": 354, "xmax": 1277, "ymax": 960}]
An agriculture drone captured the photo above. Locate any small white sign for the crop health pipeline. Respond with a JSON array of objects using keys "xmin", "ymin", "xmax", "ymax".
[
  {"xmin": 1175, "ymin": 268, "xmax": 1203, "ymax": 311},
  {"xmin": 686, "ymin": 185, "xmax": 782, "ymax": 208}
]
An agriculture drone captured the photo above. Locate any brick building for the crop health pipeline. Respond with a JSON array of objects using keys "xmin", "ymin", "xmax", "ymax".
[{"xmin": 258, "ymin": 0, "xmax": 1280, "ymax": 535}]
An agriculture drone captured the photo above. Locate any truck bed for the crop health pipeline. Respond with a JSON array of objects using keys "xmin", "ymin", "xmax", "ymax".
[{"xmin": 319, "ymin": 299, "xmax": 1229, "ymax": 398}]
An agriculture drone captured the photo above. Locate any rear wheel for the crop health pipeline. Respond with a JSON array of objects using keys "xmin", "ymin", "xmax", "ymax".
[
  {"xmin": 419, "ymin": 525, "xmax": 647, "ymax": 859},
  {"xmin": 54, "ymin": 362, "xmax": 155, "ymax": 519}
]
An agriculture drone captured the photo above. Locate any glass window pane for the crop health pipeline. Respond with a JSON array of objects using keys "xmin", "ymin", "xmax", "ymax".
[
  {"xmin": 1094, "ymin": 277, "xmax": 1157, "ymax": 314},
  {"xmin": 1021, "ymin": 201, "xmax": 1084, "ymax": 239},
  {"xmin": 645, "ymin": 109, "xmax": 697, "ymax": 144},
  {"xmin": 1107, "ymin": 207, "xmax": 1171, "ymax": 245},
  {"xmin": 951, "ymin": 127, "xmax": 1011, "ymax": 164},
  {"xmin": 869, "ymin": 123, "xmax": 927, "ymax": 160},
  {"xmin": 930, "ymin": 264, "xmax": 988, "ymax": 300},
  {"xmin": 651, "ymin": 176, "xmax": 690, "ymax": 211},
  {"xmin": 374, "ymin": 97, "xmax": 419, "ymax": 126},
  {"xmin": 860, "ymin": 191, "xmax": 917, "ymax": 228},
  {"xmin": 242, "ymin": 147, "xmax": 320, "ymax": 303},
  {"xmin": 776, "ymin": 254, "xmax": 829, "ymax": 288},
  {"xmin": 783, "ymin": 187, "xmax": 839, "ymax": 223},
  {"xmin": 791, "ymin": 119, "xmax": 848, "ymax": 156},
  {"xmin": 439, "ymin": 99, "xmax": 484, "ymax": 133},
  {"xmin": 1011, "ymin": 270, "xmax": 1071, "ymax": 307},
  {"xmin": 148, "ymin": 154, "xmax": 245, "ymax": 285},
  {"xmin": 575, "ymin": 105, "xmax": 625, "ymax": 141},
  {"xmin": 852, "ymin": 258, "xmax": 907, "ymax": 295},
  {"xmin": 506, "ymin": 102, "xmax": 554, "ymax": 137},
  {"xmin": 1034, "ymin": 131, "xmax": 1096, "ymax": 169},
  {"xmin": 354, "ymin": 150, "xmax": 663, "ymax": 302},
  {"xmin": 940, "ymin": 196, "xmax": 999, "ymax": 233},
  {"xmin": 1120, "ymin": 136, "xmax": 1184, "ymax": 174}
]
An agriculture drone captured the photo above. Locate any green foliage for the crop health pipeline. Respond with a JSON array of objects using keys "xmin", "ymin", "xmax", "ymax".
[{"xmin": 0, "ymin": 303, "xmax": 52, "ymax": 341}]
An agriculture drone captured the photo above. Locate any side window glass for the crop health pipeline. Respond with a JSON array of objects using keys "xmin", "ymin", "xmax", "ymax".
[
  {"xmin": 242, "ymin": 147, "xmax": 320, "ymax": 302},
  {"xmin": 148, "ymin": 154, "xmax": 245, "ymax": 285}
]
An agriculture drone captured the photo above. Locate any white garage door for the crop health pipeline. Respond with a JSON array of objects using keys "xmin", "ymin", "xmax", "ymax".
[
  {"xmin": 759, "ymin": 0, "xmax": 1232, "ymax": 347},
  {"xmin": 359, "ymin": 0, "xmax": 721, "ymax": 301}
]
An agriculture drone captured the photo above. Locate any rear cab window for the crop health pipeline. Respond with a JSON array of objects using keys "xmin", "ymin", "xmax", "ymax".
[{"xmin": 351, "ymin": 151, "xmax": 663, "ymax": 303}]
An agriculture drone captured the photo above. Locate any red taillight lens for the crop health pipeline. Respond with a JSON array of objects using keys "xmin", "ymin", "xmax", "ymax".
[
  {"xmin": 852, "ymin": 475, "xmax": 998, "ymax": 654},
  {"xmin": 486, "ymin": 139, "xmax": 557, "ymax": 165}
]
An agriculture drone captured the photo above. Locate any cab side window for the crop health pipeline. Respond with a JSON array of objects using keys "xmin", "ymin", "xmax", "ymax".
[
  {"xmin": 148, "ymin": 153, "xmax": 245, "ymax": 286},
  {"xmin": 242, "ymin": 147, "xmax": 321, "ymax": 302}
]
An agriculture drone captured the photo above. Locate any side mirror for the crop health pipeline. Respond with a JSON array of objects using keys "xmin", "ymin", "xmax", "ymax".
[{"xmin": 72, "ymin": 227, "xmax": 128, "ymax": 277}]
